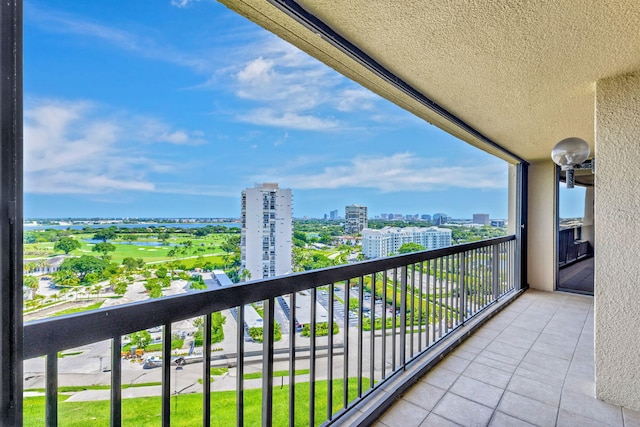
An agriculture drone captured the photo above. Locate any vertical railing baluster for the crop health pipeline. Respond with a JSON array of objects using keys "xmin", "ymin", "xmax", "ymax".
[
  {"xmin": 343, "ymin": 281, "xmax": 349, "ymax": 409},
  {"xmin": 237, "ymin": 305, "xmax": 245, "ymax": 426},
  {"xmin": 162, "ymin": 323, "xmax": 172, "ymax": 426},
  {"xmin": 111, "ymin": 335, "xmax": 122, "ymax": 427},
  {"xmin": 262, "ymin": 298, "xmax": 275, "ymax": 427},
  {"xmin": 357, "ymin": 276, "xmax": 363, "ymax": 397},
  {"xmin": 399, "ymin": 266, "xmax": 407, "ymax": 368},
  {"xmin": 203, "ymin": 314, "xmax": 212, "ymax": 427},
  {"xmin": 327, "ymin": 284, "xmax": 334, "ymax": 421},
  {"xmin": 493, "ymin": 243, "xmax": 500, "ymax": 301},
  {"xmin": 46, "ymin": 352, "xmax": 57, "ymax": 427},
  {"xmin": 289, "ymin": 292, "xmax": 296, "ymax": 427},
  {"xmin": 391, "ymin": 268, "xmax": 397, "ymax": 370},
  {"xmin": 310, "ymin": 289, "xmax": 317, "ymax": 426},
  {"xmin": 459, "ymin": 253, "xmax": 466, "ymax": 325},
  {"xmin": 369, "ymin": 274, "xmax": 375, "ymax": 389},
  {"xmin": 418, "ymin": 262, "xmax": 423, "ymax": 351},
  {"xmin": 409, "ymin": 263, "xmax": 415, "ymax": 358},
  {"xmin": 445, "ymin": 255, "xmax": 450, "ymax": 333},
  {"xmin": 438, "ymin": 257, "xmax": 443, "ymax": 340},
  {"xmin": 381, "ymin": 272, "xmax": 387, "ymax": 379},
  {"xmin": 429, "ymin": 259, "xmax": 435, "ymax": 345}
]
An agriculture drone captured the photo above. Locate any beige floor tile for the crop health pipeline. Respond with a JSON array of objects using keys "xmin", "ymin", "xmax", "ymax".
[
  {"xmin": 497, "ymin": 391, "xmax": 558, "ymax": 426},
  {"xmin": 438, "ymin": 355, "xmax": 472, "ymax": 374},
  {"xmin": 623, "ymin": 407, "xmax": 640, "ymax": 427},
  {"xmin": 557, "ymin": 408, "xmax": 618, "ymax": 427},
  {"xmin": 484, "ymin": 341, "xmax": 529, "ymax": 361},
  {"xmin": 423, "ymin": 367, "xmax": 459, "ymax": 390},
  {"xmin": 450, "ymin": 375, "xmax": 503, "ymax": 408},
  {"xmin": 402, "ymin": 380, "xmax": 446, "ymax": 411},
  {"xmin": 560, "ymin": 389, "xmax": 623, "ymax": 426},
  {"xmin": 521, "ymin": 350, "xmax": 571, "ymax": 375},
  {"xmin": 432, "ymin": 393, "xmax": 494, "ymax": 427},
  {"xmin": 463, "ymin": 361, "xmax": 513, "ymax": 389},
  {"xmin": 377, "ymin": 399, "xmax": 429, "ymax": 427},
  {"xmin": 506, "ymin": 374, "xmax": 562, "ymax": 407},
  {"xmin": 514, "ymin": 364, "xmax": 565, "ymax": 387},
  {"xmin": 473, "ymin": 354, "xmax": 518, "ymax": 374},
  {"xmin": 489, "ymin": 411, "xmax": 536, "ymax": 427},
  {"xmin": 419, "ymin": 413, "xmax": 462, "ymax": 427},
  {"xmin": 477, "ymin": 349, "xmax": 521, "ymax": 367}
]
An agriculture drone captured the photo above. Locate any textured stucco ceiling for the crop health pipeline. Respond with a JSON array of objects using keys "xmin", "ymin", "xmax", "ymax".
[{"xmin": 221, "ymin": 0, "xmax": 640, "ymax": 163}]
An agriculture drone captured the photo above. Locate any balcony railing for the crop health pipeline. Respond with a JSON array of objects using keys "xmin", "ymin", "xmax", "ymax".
[
  {"xmin": 558, "ymin": 226, "xmax": 592, "ymax": 266},
  {"xmin": 24, "ymin": 235, "xmax": 517, "ymax": 426}
]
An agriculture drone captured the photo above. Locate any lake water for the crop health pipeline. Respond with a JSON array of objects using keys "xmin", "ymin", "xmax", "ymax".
[{"xmin": 24, "ymin": 222, "xmax": 241, "ymax": 231}]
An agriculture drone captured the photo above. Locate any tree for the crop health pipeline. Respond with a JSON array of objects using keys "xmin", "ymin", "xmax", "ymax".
[
  {"xmin": 398, "ymin": 243, "xmax": 426, "ymax": 254},
  {"xmin": 93, "ymin": 227, "xmax": 117, "ymax": 242},
  {"xmin": 23, "ymin": 275, "xmax": 39, "ymax": 293},
  {"xmin": 59, "ymin": 255, "xmax": 108, "ymax": 281},
  {"xmin": 53, "ymin": 269, "xmax": 80, "ymax": 287},
  {"xmin": 92, "ymin": 242, "xmax": 116, "ymax": 260},
  {"xmin": 123, "ymin": 257, "xmax": 144, "ymax": 270},
  {"xmin": 129, "ymin": 330, "xmax": 152, "ymax": 349},
  {"xmin": 157, "ymin": 231, "xmax": 171, "ymax": 244},
  {"xmin": 53, "ymin": 237, "xmax": 81, "ymax": 254},
  {"xmin": 155, "ymin": 266, "xmax": 168, "ymax": 279}
]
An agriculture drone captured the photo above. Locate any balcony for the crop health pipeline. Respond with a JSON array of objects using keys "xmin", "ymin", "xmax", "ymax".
[
  {"xmin": 373, "ymin": 290, "xmax": 640, "ymax": 427},
  {"xmin": 23, "ymin": 236, "xmax": 519, "ymax": 425}
]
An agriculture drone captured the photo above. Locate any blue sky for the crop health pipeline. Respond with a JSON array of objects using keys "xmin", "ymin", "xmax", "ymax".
[{"xmin": 23, "ymin": 1, "xmax": 582, "ymax": 220}]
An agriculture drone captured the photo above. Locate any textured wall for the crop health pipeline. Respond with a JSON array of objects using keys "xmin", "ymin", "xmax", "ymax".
[
  {"xmin": 527, "ymin": 161, "xmax": 556, "ymax": 292},
  {"xmin": 595, "ymin": 72, "xmax": 640, "ymax": 411}
]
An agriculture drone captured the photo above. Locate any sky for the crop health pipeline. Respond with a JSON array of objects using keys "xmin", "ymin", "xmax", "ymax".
[{"xmin": 23, "ymin": 0, "xmax": 584, "ymax": 220}]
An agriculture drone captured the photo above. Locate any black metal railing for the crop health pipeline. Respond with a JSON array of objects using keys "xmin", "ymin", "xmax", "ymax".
[
  {"xmin": 23, "ymin": 235, "xmax": 517, "ymax": 426},
  {"xmin": 558, "ymin": 226, "xmax": 591, "ymax": 266}
]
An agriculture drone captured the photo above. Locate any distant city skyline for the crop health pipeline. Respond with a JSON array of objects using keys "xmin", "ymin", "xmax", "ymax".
[{"xmin": 23, "ymin": 1, "xmax": 586, "ymax": 220}]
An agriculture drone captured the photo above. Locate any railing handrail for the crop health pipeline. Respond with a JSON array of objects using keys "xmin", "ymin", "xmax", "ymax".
[{"xmin": 24, "ymin": 235, "xmax": 514, "ymax": 360}]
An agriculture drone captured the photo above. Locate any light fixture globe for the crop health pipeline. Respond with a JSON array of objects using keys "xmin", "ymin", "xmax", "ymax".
[{"xmin": 551, "ymin": 137, "xmax": 590, "ymax": 170}]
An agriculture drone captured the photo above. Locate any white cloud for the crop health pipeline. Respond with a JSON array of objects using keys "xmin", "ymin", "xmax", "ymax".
[
  {"xmin": 230, "ymin": 37, "xmax": 377, "ymax": 131},
  {"xmin": 257, "ymin": 153, "xmax": 507, "ymax": 192},
  {"xmin": 24, "ymin": 99, "xmax": 207, "ymax": 195},
  {"xmin": 170, "ymin": 0, "xmax": 213, "ymax": 7},
  {"xmin": 337, "ymin": 89, "xmax": 377, "ymax": 112},
  {"xmin": 238, "ymin": 108, "xmax": 340, "ymax": 131}
]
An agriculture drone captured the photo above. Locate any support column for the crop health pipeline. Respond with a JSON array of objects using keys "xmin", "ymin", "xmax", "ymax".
[
  {"xmin": 594, "ymin": 71, "xmax": 640, "ymax": 411},
  {"xmin": 582, "ymin": 186, "xmax": 595, "ymax": 249},
  {"xmin": 526, "ymin": 161, "xmax": 556, "ymax": 292}
]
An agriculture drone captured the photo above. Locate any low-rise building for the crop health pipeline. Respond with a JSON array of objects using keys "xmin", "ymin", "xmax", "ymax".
[{"xmin": 362, "ymin": 226, "xmax": 452, "ymax": 259}]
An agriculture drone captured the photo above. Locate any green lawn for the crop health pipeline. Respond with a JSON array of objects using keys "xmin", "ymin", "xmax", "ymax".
[
  {"xmin": 24, "ymin": 378, "xmax": 366, "ymax": 426},
  {"xmin": 24, "ymin": 232, "xmax": 235, "ymax": 265}
]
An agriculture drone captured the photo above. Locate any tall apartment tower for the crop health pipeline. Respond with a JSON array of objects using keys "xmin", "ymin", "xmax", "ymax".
[
  {"xmin": 241, "ymin": 183, "xmax": 292, "ymax": 280},
  {"xmin": 473, "ymin": 213, "xmax": 490, "ymax": 225},
  {"xmin": 345, "ymin": 204, "xmax": 368, "ymax": 234}
]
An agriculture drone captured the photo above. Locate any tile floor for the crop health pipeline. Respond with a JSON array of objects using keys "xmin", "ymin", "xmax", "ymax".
[{"xmin": 375, "ymin": 290, "xmax": 640, "ymax": 427}]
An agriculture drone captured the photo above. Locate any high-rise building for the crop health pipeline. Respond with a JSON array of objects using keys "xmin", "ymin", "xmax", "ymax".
[
  {"xmin": 345, "ymin": 204, "xmax": 368, "ymax": 234},
  {"xmin": 432, "ymin": 213, "xmax": 449, "ymax": 225},
  {"xmin": 241, "ymin": 183, "xmax": 292, "ymax": 280},
  {"xmin": 329, "ymin": 209, "xmax": 339, "ymax": 220},
  {"xmin": 361, "ymin": 226, "xmax": 452, "ymax": 259},
  {"xmin": 473, "ymin": 213, "xmax": 490, "ymax": 225}
]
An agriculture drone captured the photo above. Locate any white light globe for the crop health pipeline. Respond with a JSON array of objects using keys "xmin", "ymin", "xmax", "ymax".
[{"xmin": 551, "ymin": 137, "xmax": 590, "ymax": 170}]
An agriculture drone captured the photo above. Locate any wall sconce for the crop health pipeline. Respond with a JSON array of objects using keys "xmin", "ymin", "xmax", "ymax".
[{"xmin": 551, "ymin": 137, "xmax": 591, "ymax": 188}]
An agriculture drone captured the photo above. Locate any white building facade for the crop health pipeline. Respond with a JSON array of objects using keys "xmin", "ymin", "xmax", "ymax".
[
  {"xmin": 345, "ymin": 204, "xmax": 368, "ymax": 234},
  {"xmin": 241, "ymin": 183, "xmax": 292, "ymax": 280},
  {"xmin": 362, "ymin": 226, "xmax": 452, "ymax": 259}
]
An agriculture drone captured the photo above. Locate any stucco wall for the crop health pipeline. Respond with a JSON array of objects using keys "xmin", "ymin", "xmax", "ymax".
[
  {"xmin": 595, "ymin": 72, "xmax": 640, "ymax": 411},
  {"xmin": 526, "ymin": 161, "xmax": 556, "ymax": 292}
]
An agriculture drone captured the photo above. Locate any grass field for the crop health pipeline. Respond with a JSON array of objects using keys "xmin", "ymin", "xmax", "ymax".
[
  {"xmin": 24, "ymin": 232, "xmax": 235, "ymax": 265},
  {"xmin": 24, "ymin": 378, "xmax": 366, "ymax": 426}
]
